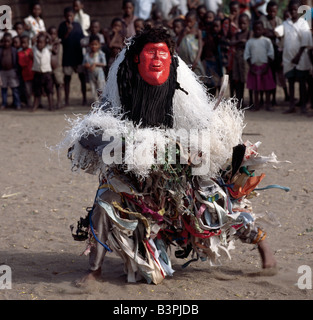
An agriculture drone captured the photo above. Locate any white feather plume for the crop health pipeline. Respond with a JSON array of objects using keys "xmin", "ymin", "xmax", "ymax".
[{"xmin": 58, "ymin": 49, "xmax": 245, "ymax": 179}]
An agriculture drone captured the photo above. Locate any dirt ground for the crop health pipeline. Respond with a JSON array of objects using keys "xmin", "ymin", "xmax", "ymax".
[{"xmin": 1, "ymin": 81, "xmax": 313, "ymax": 301}]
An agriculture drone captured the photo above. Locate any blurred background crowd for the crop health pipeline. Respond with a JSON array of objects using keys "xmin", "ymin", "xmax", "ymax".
[{"xmin": 0, "ymin": 0, "xmax": 312, "ymax": 115}]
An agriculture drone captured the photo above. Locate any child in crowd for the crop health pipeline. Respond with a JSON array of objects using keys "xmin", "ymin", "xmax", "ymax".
[
  {"xmin": 179, "ymin": 9, "xmax": 206, "ymax": 82},
  {"xmin": 13, "ymin": 35, "xmax": 23, "ymax": 105},
  {"xmin": 196, "ymin": 4, "xmax": 207, "ymax": 30},
  {"xmin": 89, "ymin": 20, "xmax": 105, "ymax": 45},
  {"xmin": 81, "ymin": 20, "xmax": 105, "ymax": 52},
  {"xmin": 216, "ymin": 8, "xmax": 226, "ymax": 22},
  {"xmin": 222, "ymin": 0, "xmax": 240, "ymax": 97},
  {"xmin": 150, "ymin": 8, "xmax": 164, "ymax": 28},
  {"xmin": 24, "ymin": 3, "xmax": 46, "ymax": 44},
  {"xmin": 232, "ymin": 13, "xmax": 251, "ymax": 108},
  {"xmin": 12, "ymin": 36, "xmax": 24, "ymax": 106},
  {"xmin": 0, "ymin": 33, "xmax": 21, "ymax": 110},
  {"xmin": 58, "ymin": 6, "xmax": 86, "ymax": 106},
  {"xmin": 260, "ymin": 0, "xmax": 288, "ymax": 105},
  {"xmin": 203, "ymin": 11, "xmax": 216, "ymax": 27},
  {"xmin": 244, "ymin": 20, "xmax": 276, "ymax": 111},
  {"xmin": 83, "ymin": 35, "xmax": 106, "ymax": 101},
  {"xmin": 105, "ymin": 18, "xmax": 126, "ymax": 71},
  {"xmin": 134, "ymin": 18, "xmax": 145, "ymax": 35},
  {"xmin": 18, "ymin": 35, "xmax": 34, "ymax": 109},
  {"xmin": 13, "ymin": 22, "xmax": 27, "ymax": 37},
  {"xmin": 144, "ymin": 19, "xmax": 154, "ymax": 29},
  {"xmin": 108, "ymin": 18, "xmax": 126, "ymax": 50},
  {"xmin": 12, "ymin": 36, "xmax": 22, "ymax": 51},
  {"xmin": 122, "ymin": 0, "xmax": 137, "ymax": 38},
  {"xmin": 188, "ymin": 0, "xmax": 202, "ymax": 10},
  {"xmin": 32, "ymin": 33, "xmax": 53, "ymax": 111},
  {"xmin": 73, "ymin": 0, "xmax": 91, "ymax": 37},
  {"xmin": 172, "ymin": 18, "xmax": 185, "ymax": 52},
  {"xmin": 48, "ymin": 26, "xmax": 64, "ymax": 109},
  {"xmin": 202, "ymin": 18, "xmax": 223, "ymax": 95}
]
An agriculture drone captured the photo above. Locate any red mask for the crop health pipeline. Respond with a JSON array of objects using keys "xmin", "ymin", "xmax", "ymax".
[{"xmin": 136, "ymin": 42, "xmax": 171, "ymax": 86}]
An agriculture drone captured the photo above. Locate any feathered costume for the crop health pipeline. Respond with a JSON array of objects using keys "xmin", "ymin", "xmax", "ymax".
[{"xmin": 59, "ymin": 28, "xmax": 287, "ymax": 284}]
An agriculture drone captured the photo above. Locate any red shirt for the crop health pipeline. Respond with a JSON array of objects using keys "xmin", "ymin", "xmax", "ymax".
[{"xmin": 18, "ymin": 48, "xmax": 34, "ymax": 81}]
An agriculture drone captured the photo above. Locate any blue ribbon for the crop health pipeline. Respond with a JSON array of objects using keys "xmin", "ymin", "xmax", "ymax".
[{"xmin": 254, "ymin": 184, "xmax": 290, "ymax": 192}]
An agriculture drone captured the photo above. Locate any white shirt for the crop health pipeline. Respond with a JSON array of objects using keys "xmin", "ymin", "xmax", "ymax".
[
  {"xmin": 177, "ymin": 0, "xmax": 188, "ymax": 16},
  {"xmin": 32, "ymin": 46, "xmax": 52, "ymax": 73},
  {"xmin": 244, "ymin": 36, "xmax": 274, "ymax": 65},
  {"xmin": 275, "ymin": 18, "xmax": 313, "ymax": 73},
  {"xmin": 134, "ymin": 0, "xmax": 155, "ymax": 20},
  {"xmin": 250, "ymin": 0, "xmax": 269, "ymax": 16},
  {"xmin": 24, "ymin": 15, "xmax": 46, "ymax": 40},
  {"xmin": 74, "ymin": 9, "xmax": 91, "ymax": 37},
  {"xmin": 204, "ymin": 0, "xmax": 222, "ymax": 14},
  {"xmin": 155, "ymin": 0, "xmax": 180, "ymax": 20}
]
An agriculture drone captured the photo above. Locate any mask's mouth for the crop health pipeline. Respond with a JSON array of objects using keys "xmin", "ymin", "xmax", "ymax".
[{"xmin": 150, "ymin": 64, "xmax": 163, "ymax": 70}]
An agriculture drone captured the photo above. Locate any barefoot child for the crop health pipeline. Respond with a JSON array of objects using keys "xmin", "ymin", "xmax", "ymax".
[
  {"xmin": 232, "ymin": 13, "xmax": 251, "ymax": 108},
  {"xmin": 18, "ymin": 35, "xmax": 34, "ymax": 108},
  {"xmin": 179, "ymin": 9, "xmax": 206, "ymax": 81},
  {"xmin": 32, "ymin": 33, "xmax": 54, "ymax": 111},
  {"xmin": 83, "ymin": 34, "xmax": 106, "ymax": 101},
  {"xmin": 202, "ymin": 18, "xmax": 224, "ymax": 95},
  {"xmin": 244, "ymin": 20, "xmax": 276, "ymax": 111},
  {"xmin": 260, "ymin": 1, "xmax": 288, "ymax": 105},
  {"xmin": 58, "ymin": 6, "xmax": 86, "ymax": 106},
  {"xmin": 24, "ymin": 3, "xmax": 46, "ymax": 44},
  {"xmin": 48, "ymin": 26, "xmax": 64, "ymax": 109},
  {"xmin": 0, "ymin": 33, "xmax": 21, "ymax": 110}
]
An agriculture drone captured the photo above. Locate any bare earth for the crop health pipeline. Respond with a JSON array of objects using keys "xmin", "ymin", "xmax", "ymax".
[{"xmin": 1, "ymin": 84, "xmax": 313, "ymax": 301}]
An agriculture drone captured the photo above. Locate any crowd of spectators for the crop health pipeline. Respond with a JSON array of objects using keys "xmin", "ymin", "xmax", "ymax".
[{"xmin": 0, "ymin": 0, "xmax": 312, "ymax": 115}]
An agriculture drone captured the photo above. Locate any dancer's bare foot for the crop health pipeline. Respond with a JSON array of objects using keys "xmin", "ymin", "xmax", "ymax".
[
  {"xmin": 255, "ymin": 239, "xmax": 278, "ymax": 276},
  {"xmin": 258, "ymin": 239, "xmax": 276, "ymax": 269},
  {"xmin": 75, "ymin": 268, "xmax": 102, "ymax": 287},
  {"xmin": 247, "ymin": 239, "xmax": 277, "ymax": 277}
]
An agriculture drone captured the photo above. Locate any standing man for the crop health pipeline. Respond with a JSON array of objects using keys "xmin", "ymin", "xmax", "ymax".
[
  {"xmin": 275, "ymin": 0, "xmax": 312, "ymax": 114},
  {"xmin": 58, "ymin": 6, "xmax": 87, "ymax": 106}
]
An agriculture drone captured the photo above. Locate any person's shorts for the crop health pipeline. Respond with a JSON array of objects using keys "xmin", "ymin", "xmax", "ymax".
[
  {"xmin": 0, "ymin": 69, "xmax": 19, "ymax": 88},
  {"xmin": 63, "ymin": 65, "xmax": 84, "ymax": 76},
  {"xmin": 52, "ymin": 67, "xmax": 64, "ymax": 86},
  {"xmin": 33, "ymin": 72, "xmax": 53, "ymax": 97},
  {"xmin": 284, "ymin": 68, "xmax": 310, "ymax": 80}
]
